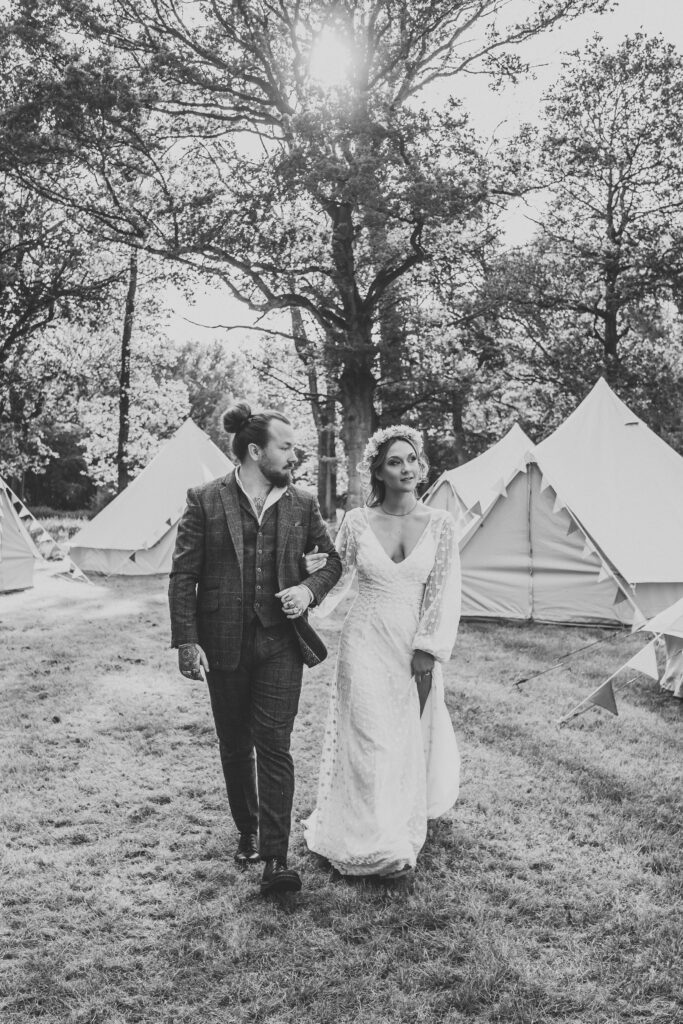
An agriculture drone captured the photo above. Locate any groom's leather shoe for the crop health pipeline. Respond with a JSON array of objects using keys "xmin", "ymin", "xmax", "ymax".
[
  {"xmin": 234, "ymin": 833, "xmax": 260, "ymax": 867},
  {"xmin": 259, "ymin": 857, "xmax": 302, "ymax": 895}
]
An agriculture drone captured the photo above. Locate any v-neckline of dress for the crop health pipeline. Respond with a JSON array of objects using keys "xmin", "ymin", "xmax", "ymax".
[{"xmin": 362, "ymin": 507, "xmax": 432, "ymax": 566}]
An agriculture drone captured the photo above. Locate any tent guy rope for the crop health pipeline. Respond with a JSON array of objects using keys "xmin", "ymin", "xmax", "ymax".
[{"xmin": 511, "ymin": 627, "xmax": 631, "ymax": 688}]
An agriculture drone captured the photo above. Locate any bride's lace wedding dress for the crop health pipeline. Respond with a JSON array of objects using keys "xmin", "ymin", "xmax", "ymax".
[{"xmin": 304, "ymin": 505, "xmax": 461, "ymax": 876}]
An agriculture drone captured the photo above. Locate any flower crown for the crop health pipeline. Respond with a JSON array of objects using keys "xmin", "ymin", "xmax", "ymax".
[{"xmin": 358, "ymin": 424, "xmax": 425, "ymax": 479}]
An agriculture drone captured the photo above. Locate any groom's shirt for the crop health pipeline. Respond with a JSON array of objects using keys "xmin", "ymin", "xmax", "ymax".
[{"xmin": 235, "ymin": 469, "xmax": 286, "ymax": 523}]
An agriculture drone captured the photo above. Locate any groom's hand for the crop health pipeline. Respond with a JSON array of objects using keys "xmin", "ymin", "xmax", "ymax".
[
  {"xmin": 178, "ymin": 643, "xmax": 209, "ymax": 681},
  {"xmin": 276, "ymin": 585, "xmax": 313, "ymax": 619}
]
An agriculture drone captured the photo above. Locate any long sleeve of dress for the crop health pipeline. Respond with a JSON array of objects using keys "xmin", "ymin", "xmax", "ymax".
[
  {"xmin": 311, "ymin": 511, "xmax": 358, "ymax": 619},
  {"xmin": 412, "ymin": 513, "xmax": 462, "ymax": 662}
]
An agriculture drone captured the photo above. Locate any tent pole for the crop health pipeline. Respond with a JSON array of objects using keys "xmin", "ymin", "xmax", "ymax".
[{"xmin": 527, "ymin": 464, "xmax": 534, "ymax": 621}]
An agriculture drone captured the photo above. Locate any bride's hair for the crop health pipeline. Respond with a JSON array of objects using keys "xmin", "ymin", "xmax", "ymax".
[
  {"xmin": 222, "ymin": 401, "xmax": 290, "ymax": 461},
  {"xmin": 360, "ymin": 425, "xmax": 429, "ymax": 506}
]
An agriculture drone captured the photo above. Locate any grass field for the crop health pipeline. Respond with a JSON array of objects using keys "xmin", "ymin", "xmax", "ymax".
[{"xmin": 1, "ymin": 575, "xmax": 681, "ymax": 1024}]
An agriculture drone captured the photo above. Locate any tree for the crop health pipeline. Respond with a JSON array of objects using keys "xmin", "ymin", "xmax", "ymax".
[
  {"xmin": 502, "ymin": 34, "xmax": 683, "ymax": 380},
  {"xmin": 2, "ymin": 0, "xmax": 612, "ymax": 505},
  {"xmin": 381, "ymin": 209, "xmax": 510, "ymax": 467},
  {"xmin": 77, "ymin": 329, "xmax": 192, "ymax": 488},
  {"xmin": 0, "ymin": 5, "xmax": 186, "ymax": 492},
  {"xmin": 0, "ymin": 184, "xmax": 125, "ymax": 494},
  {"xmin": 167, "ymin": 336, "xmax": 253, "ymax": 456},
  {"xmin": 0, "ymin": 317, "xmax": 111, "ymax": 496},
  {"xmin": 0, "ymin": 183, "xmax": 119, "ymax": 360}
]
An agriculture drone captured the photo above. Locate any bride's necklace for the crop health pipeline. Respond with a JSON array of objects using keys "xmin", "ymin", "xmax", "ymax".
[{"xmin": 379, "ymin": 500, "xmax": 418, "ymax": 518}]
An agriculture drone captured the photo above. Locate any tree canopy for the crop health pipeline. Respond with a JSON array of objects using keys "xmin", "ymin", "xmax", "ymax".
[
  {"xmin": 5, "ymin": 4, "xmax": 683, "ymax": 510},
  {"xmin": 1, "ymin": 0, "xmax": 613, "ymax": 504}
]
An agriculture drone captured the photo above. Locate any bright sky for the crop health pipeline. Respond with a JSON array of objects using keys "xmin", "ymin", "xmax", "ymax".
[
  {"xmin": 454, "ymin": 0, "xmax": 683, "ymax": 139},
  {"xmin": 168, "ymin": 0, "xmax": 683, "ymax": 342}
]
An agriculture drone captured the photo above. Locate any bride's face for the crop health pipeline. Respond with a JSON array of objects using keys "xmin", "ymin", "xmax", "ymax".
[{"xmin": 376, "ymin": 440, "xmax": 420, "ymax": 495}]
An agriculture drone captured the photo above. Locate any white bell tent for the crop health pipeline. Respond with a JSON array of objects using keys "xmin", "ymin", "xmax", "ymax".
[
  {"xmin": 425, "ymin": 379, "xmax": 683, "ymax": 626},
  {"xmin": 424, "ymin": 423, "xmax": 534, "ymax": 536},
  {"xmin": 69, "ymin": 420, "xmax": 233, "ymax": 575},
  {"xmin": 0, "ymin": 478, "xmax": 41, "ymax": 592},
  {"xmin": 534, "ymin": 378, "xmax": 683, "ymax": 620}
]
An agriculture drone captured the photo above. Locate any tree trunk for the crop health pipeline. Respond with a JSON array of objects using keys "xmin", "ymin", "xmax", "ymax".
[
  {"xmin": 451, "ymin": 390, "xmax": 468, "ymax": 466},
  {"xmin": 289, "ymin": 305, "xmax": 338, "ymax": 519},
  {"xmin": 603, "ymin": 273, "xmax": 620, "ymax": 383},
  {"xmin": 377, "ymin": 291, "xmax": 407, "ymax": 426},
  {"xmin": 325, "ymin": 203, "xmax": 382, "ymax": 506},
  {"xmin": 117, "ymin": 248, "xmax": 138, "ymax": 493},
  {"xmin": 370, "ymin": 223, "xmax": 406, "ymax": 426},
  {"xmin": 338, "ymin": 362, "xmax": 378, "ymax": 509},
  {"xmin": 317, "ymin": 397, "xmax": 337, "ymax": 520},
  {"xmin": 602, "ymin": 188, "xmax": 621, "ymax": 383}
]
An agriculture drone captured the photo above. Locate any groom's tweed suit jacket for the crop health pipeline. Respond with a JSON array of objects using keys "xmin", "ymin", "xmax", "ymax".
[{"xmin": 168, "ymin": 471, "xmax": 342, "ymax": 671}]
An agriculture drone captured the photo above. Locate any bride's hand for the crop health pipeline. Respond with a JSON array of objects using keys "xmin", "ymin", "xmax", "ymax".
[{"xmin": 303, "ymin": 545, "xmax": 328, "ymax": 574}]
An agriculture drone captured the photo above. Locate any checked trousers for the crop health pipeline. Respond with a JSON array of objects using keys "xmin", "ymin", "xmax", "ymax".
[{"xmin": 206, "ymin": 617, "xmax": 304, "ymax": 861}]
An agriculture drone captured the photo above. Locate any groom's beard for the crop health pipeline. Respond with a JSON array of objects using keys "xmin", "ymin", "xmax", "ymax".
[{"xmin": 262, "ymin": 463, "xmax": 294, "ymax": 488}]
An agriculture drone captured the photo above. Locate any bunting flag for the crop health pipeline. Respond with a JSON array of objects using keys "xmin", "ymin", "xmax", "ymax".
[
  {"xmin": 631, "ymin": 609, "xmax": 648, "ymax": 632},
  {"xmin": 613, "ymin": 587, "xmax": 628, "ymax": 605},
  {"xmin": 558, "ymin": 673, "xmax": 620, "ymax": 725},
  {"xmin": 552, "ymin": 493, "xmax": 566, "ymax": 514},
  {"xmin": 589, "ymin": 678, "xmax": 619, "ymax": 715},
  {"xmin": 539, "ymin": 474, "xmax": 553, "ymax": 493},
  {"xmin": 624, "ymin": 639, "xmax": 660, "ymax": 681},
  {"xmin": 593, "ymin": 679, "xmax": 618, "ymax": 712},
  {"xmin": 597, "ymin": 565, "xmax": 610, "ymax": 583},
  {"xmin": 581, "ymin": 539, "xmax": 597, "ymax": 560},
  {"xmin": 468, "ymin": 500, "xmax": 482, "ymax": 517},
  {"xmin": 493, "ymin": 478, "xmax": 508, "ymax": 497},
  {"xmin": 566, "ymin": 518, "xmax": 580, "ymax": 536}
]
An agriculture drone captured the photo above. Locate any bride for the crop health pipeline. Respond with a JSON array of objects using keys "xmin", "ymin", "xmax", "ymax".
[{"xmin": 304, "ymin": 425, "xmax": 461, "ymax": 881}]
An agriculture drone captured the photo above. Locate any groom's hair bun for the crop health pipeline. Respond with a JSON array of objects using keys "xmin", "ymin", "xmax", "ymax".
[
  {"xmin": 222, "ymin": 400, "xmax": 291, "ymax": 461},
  {"xmin": 222, "ymin": 401, "xmax": 252, "ymax": 435}
]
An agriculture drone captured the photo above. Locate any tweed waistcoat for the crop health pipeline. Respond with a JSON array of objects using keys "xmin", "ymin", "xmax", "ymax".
[{"xmin": 238, "ymin": 491, "xmax": 288, "ymax": 629}]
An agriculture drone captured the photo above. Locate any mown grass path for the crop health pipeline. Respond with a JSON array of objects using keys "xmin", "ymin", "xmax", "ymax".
[{"xmin": 1, "ymin": 576, "xmax": 681, "ymax": 1023}]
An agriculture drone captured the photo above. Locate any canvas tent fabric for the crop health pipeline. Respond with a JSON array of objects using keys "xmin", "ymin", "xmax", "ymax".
[
  {"xmin": 69, "ymin": 420, "xmax": 233, "ymax": 575},
  {"xmin": 535, "ymin": 378, "xmax": 683, "ymax": 617},
  {"xmin": 0, "ymin": 479, "xmax": 40, "ymax": 592},
  {"xmin": 424, "ymin": 379, "xmax": 683, "ymax": 626},
  {"xmin": 451, "ymin": 457, "xmax": 636, "ymax": 626},
  {"xmin": 424, "ymin": 423, "xmax": 534, "ymax": 534}
]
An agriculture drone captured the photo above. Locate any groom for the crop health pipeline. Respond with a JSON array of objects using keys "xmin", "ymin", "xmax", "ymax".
[{"xmin": 168, "ymin": 404, "xmax": 342, "ymax": 895}]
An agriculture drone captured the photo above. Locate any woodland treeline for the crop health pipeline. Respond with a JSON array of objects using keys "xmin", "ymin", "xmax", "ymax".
[{"xmin": 2, "ymin": 1, "xmax": 683, "ymax": 516}]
